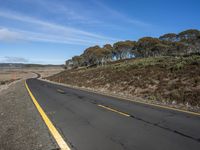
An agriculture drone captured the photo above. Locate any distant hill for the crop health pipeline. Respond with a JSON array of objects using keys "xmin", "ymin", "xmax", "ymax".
[{"xmin": 0, "ymin": 63, "xmax": 63, "ymax": 69}]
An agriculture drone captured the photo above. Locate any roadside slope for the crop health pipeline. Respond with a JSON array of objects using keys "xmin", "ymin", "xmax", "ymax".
[
  {"xmin": 0, "ymin": 80, "xmax": 57, "ymax": 150},
  {"xmin": 47, "ymin": 55, "xmax": 200, "ymax": 111}
]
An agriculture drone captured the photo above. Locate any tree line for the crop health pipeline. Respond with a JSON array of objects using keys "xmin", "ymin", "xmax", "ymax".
[{"xmin": 65, "ymin": 29, "xmax": 200, "ymax": 69}]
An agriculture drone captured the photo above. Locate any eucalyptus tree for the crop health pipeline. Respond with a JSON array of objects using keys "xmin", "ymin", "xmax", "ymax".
[
  {"xmin": 82, "ymin": 45, "xmax": 101, "ymax": 66},
  {"xmin": 178, "ymin": 29, "xmax": 200, "ymax": 41},
  {"xmin": 72, "ymin": 55, "xmax": 84, "ymax": 67},
  {"xmin": 102, "ymin": 44, "xmax": 113, "ymax": 63},
  {"xmin": 136, "ymin": 37, "xmax": 161, "ymax": 57},
  {"xmin": 113, "ymin": 40, "xmax": 136, "ymax": 60},
  {"xmin": 159, "ymin": 33, "xmax": 179, "ymax": 42}
]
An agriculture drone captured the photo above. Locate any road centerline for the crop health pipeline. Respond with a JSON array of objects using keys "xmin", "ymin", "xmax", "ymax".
[
  {"xmin": 98, "ymin": 104, "xmax": 131, "ymax": 117},
  {"xmin": 57, "ymin": 89, "xmax": 66, "ymax": 94}
]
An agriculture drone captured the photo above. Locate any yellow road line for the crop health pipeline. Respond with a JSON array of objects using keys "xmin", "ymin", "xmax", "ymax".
[
  {"xmin": 98, "ymin": 104, "xmax": 130, "ymax": 117},
  {"xmin": 80, "ymin": 88, "xmax": 200, "ymax": 117},
  {"xmin": 25, "ymin": 81, "xmax": 71, "ymax": 150}
]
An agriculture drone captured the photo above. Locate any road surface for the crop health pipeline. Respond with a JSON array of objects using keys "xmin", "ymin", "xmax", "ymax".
[{"xmin": 26, "ymin": 78, "xmax": 200, "ymax": 150}]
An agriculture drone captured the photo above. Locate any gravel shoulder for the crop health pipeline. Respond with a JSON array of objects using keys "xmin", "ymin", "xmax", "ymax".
[{"xmin": 0, "ymin": 80, "xmax": 58, "ymax": 150}]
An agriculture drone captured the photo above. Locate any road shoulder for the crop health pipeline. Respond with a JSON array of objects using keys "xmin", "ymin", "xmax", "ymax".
[{"xmin": 0, "ymin": 80, "xmax": 58, "ymax": 150}]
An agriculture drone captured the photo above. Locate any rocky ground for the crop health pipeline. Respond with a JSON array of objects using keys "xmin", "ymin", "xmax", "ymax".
[{"xmin": 47, "ymin": 55, "xmax": 200, "ymax": 112}]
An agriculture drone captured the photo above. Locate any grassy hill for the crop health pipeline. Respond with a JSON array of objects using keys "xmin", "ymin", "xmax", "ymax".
[{"xmin": 47, "ymin": 55, "xmax": 200, "ymax": 107}]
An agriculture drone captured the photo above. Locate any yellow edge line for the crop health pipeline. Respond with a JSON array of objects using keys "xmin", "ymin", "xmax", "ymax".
[
  {"xmin": 98, "ymin": 104, "xmax": 130, "ymax": 117},
  {"xmin": 25, "ymin": 81, "xmax": 71, "ymax": 150}
]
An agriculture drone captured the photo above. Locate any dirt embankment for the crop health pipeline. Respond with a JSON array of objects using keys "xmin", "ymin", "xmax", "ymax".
[{"xmin": 47, "ymin": 55, "xmax": 200, "ymax": 110}]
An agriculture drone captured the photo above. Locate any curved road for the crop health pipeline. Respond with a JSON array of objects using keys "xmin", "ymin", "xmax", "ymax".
[{"xmin": 26, "ymin": 78, "xmax": 200, "ymax": 150}]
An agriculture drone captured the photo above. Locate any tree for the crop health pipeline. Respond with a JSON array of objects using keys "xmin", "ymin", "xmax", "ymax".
[
  {"xmin": 178, "ymin": 29, "xmax": 200, "ymax": 54},
  {"xmin": 136, "ymin": 37, "xmax": 161, "ymax": 57},
  {"xmin": 91, "ymin": 46, "xmax": 113, "ymax": 66},
  {"xmin": 72, "ymin": 56, "xmax": 84, "ymax": 67},
  {"xmin": 65, "ymin": 29, "xmax": 200, "ymax": 69},
  {"xmin": 159, "ymin": 33, "xmax": 179, "ymax": 42},
  {"xmin": 82, "ymin": 45, "xmax": 101, "ymax": 66},
  {"xmin": 113, "ymin": 40, "xmax": 136, "ymax": 60},
  {"xmin": 102, "ymin": 44, "xmax": 113, "ymax": 62},
  {"xmin": 152, "ymin": 43, "xmax": 170, "ymax": 56},
  {"xmin": 166, "ymin": 42, "xmax": 189, "ymax": 56},
  {"xmin": 178, "ymin": 29, "xmax": 200, "ymax": 41},
  {"xmin": 65, "ymin": 59, "xmax": 73, "ymax": 69}
]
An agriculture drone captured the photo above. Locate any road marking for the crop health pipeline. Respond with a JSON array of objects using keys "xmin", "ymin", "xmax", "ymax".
[
  {"xmin": 25, "ymin": 81, "xmax": 71, "ymax": 150},
  {"xmin": 40, "ymin": 79, "xmax": 200, "ymax": 117},
  {"xmin": 98, "ymin": 104, "xmax": 130, "ymax": 117},
  {"xmin": 75, "ymin": 87, "xmax": 200, "ymax": 117},
  {"xmin": 57, "ymin": 89, "xmax": 66, "ymax": 94}
]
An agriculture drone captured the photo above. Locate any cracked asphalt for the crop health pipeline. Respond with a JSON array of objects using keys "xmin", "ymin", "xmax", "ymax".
[
  {"xmin": 0, "ymin": 80, "xmax": 58, "ymax": 150},
  {"xmin": 27, "ymin": 78, "xmax": 200, "ymax": 150}
]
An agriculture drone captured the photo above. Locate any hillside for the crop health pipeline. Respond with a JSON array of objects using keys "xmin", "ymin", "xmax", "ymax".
[
  {"xmin": 47, "ymin": 55, "xmax": 200, "ymax": 109},
  {"xmin": 0, "ymin": 63, "xmax": 63, "ymax": 69}
]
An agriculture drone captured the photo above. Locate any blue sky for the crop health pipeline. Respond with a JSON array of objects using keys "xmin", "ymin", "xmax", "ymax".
[{"xmin": 0, "ymin": 0, "xmax": 199, "ymax": 64}]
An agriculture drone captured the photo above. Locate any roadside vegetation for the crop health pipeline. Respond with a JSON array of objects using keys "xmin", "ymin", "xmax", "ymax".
[
  {"xmin": 48, "ymin": 55, "xmax": 200, "ymax": 107},
  {"xmin": 65, "ymin": 29, "xmax": 200, "ymax": 69},
  {"xmin": 48, "ymin": 29, "xmax": 200, "ymax": 108},
  {"xmin": 0, "ymin": 79, "xmax": 19, "ymax": 85}
]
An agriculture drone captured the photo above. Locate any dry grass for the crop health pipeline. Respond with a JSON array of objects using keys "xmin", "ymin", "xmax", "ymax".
[
  {"xmin": 48, "ymin": 55, "xmax": 200, "ymax": 107},
  {"xmin": 0, "ymin": 67, "xmax": 63, "ymax": 87}
]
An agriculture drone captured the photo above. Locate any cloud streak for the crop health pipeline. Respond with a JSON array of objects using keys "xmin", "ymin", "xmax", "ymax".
[
  {"xmin": 31, "ymin": 0, "xmax": 98, "ymax": 24},
  {"xmin": 91, "ymin": 0, "xmax": 152, "ymax": 28},
  {"xmin": 0, "ymin": 28, "xmax": 21, "ymax": 42},
  {"xmin": 0, "ymin": 0, "xmax": 152, "ymax": 46},
  {"xmin": 0, "ymin": 27, "xmax": 111, "ymax": 46},
  {"xmin": 0, "ymin": 10, "xmax": 117, "ymax": 45},
  {"xmin": 0, "ymin": 56, "xmax": 29, "ymax": 63}
]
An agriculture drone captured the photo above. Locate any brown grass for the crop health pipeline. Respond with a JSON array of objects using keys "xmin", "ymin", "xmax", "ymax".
[{"xmin": 47, "ymin": 55, "xmax": 200, "ymax": 106}]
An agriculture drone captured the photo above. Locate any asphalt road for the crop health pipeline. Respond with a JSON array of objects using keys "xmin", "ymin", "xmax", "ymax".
[{"xmin": 26, "ymin": 78, "xmax": 200, "ymax": 150}]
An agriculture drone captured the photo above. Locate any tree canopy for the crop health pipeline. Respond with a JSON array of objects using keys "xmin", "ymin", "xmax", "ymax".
[{"xmin": 65, "ymin": 29, "xmax": 200, "ymax": 69}]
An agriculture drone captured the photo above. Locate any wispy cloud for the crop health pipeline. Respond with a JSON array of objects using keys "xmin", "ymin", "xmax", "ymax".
[
  {"xmin": 91, "ymin": 0, "xmax": 152, "ymax": 28},
  {"xmin": 0, "ymin": 28, "xmax": 21, "ymax": 42},
  {"xmin": 0, "ymin": 56, "xmax": 29, "ymax": 63},
  {"xmin": 0, "ymin": 10, "xmax": 108, "ymax": 39},
  {"xmin": 31, "ymin": 0, "xmax": 99, "ymax": 24},
  {"xmin": 17, "ymin": 0, "xmax": 96, "ymax": 24},
  {"xmin": 0, "ymin": 27, "xmax": 116, "ymax": 45},
  {"xmin": 0, "ymin": 0, "xmax": 151, "ymax": 46},
  {"xmin": 0, "ymin": 10, "xmax": 117, "ymax": 45}
]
